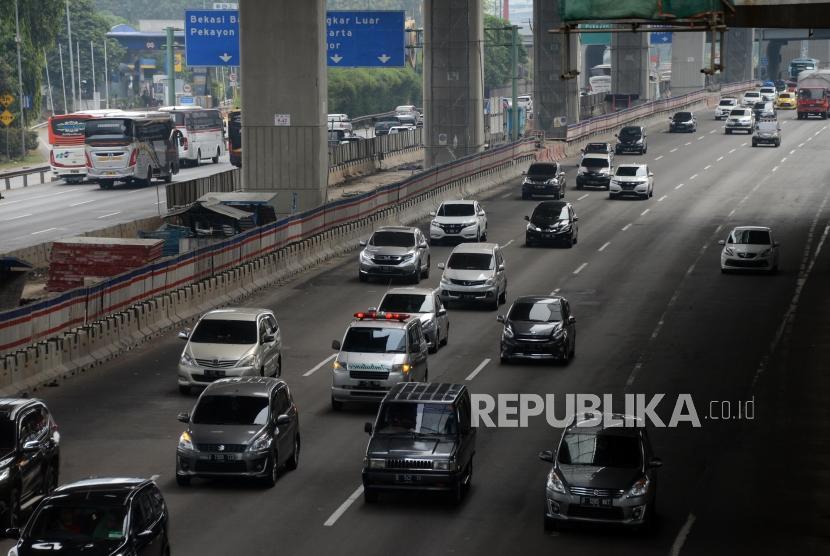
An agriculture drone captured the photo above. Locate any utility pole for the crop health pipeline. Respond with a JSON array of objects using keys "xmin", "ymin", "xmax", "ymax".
[
  {"xmin": 66, "ymin": 0, "xmax": 76, "ymax": 112},
  {"xmin": 166, "ymin": 27, "xmax": 176, "ymax": 106},
  {"xmin": 14, "ymin": 0, "xmax": 25, "ymax": 157},
  {"xmin": 76, "ymin": 42, "xmax": 81, "ymax": 108},
  {"xmin": 59, "ymin": 43, "xmax": 68, "ymax": 114},
  {"xmin": 90, "ymin": 41, "xmax": 97, "ymax": 106},
  {"xmin": 44, "ymin": 48, "xmax": 55, "ymax": 115},
  {"xmin": 511, "ymin": 25, "xmax": 519, "ymax": 141},
  {"xmin": 103, "ymin": 39, "xmax": 110, "ymax": 109}
]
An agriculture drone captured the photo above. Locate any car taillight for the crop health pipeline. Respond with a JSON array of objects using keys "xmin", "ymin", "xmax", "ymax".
[
  {"xmin": 128, "ymin": 149, "xmax": 138, "ymax": 167},
  {"xmin": 85, "ymin": 152, "xmax": 92, "ymax": 167}
]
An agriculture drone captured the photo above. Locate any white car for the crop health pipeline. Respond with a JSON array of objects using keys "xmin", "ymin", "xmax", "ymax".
[
  {"xmin": 741, "ymin": 91, "xmax": 762, "ymax": 107},
  {"xmin": 429, "ymin": 200, "xmax": 488, "ymax": 244},
  {"xmin": 719, "ymin": 226, "xmax": 780, "ymax": 273},
  {"xmin": 327, "ymin": 114, "xmax": 352, "ymax": 133},
  {"xmin": 609, "ymin": 164, "xmax": 653, "ymax": 200},
  {"xmin": 759, "ymin": 86, "xmax": 777, "ymax": 102},
  {"xmin": 715, "ymin": 97, "xmax": 738, "ymax": 119},
  {"xmin": 438, "ymin": 242, "xmax": 507, "ymax": 310},
  {"xmin": 725, "ymin": 108, "xmax": 755, "ymax": 134},
  {"xmin": 388, "ymin": 125, "xmax": 415, "ymax": 134}
]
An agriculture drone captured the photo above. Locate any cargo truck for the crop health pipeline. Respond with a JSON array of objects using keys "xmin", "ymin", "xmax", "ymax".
[{"xmin": 796, "ymin": 69, "xmax": 830, "ymax": 120}]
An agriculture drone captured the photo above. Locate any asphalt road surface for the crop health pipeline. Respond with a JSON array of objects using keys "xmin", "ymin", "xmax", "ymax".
[
  {"xmin": 1, "ymin": 109, "xmax": 828, "ymax": 555},
  {"xmin": 0, "ymin": 157, "xmax": 233, "ymax": 253}
]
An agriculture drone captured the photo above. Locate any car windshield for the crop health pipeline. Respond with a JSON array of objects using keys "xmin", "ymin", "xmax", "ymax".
[
  {"xmin": 615, "ymin": 166, "xmax": 641, "ymax": 177},
  {"xmin": 379, "ymin": 294, "xmax": 433, "ymax": 313},
  {"xmin": 719, "ymin": 99, "xmax": 735, "ymax": 106},
  {"xmin": 799, "ymin": 88, "xmax": 826, "ymax": 100},
  {"xmin": 527, "ymin": 163, "xmax": 557, "ymax": 177},
  {"xmin": 558, "ymin": 431, "xmax": 642, "ymax": 468},
  {"xmin": 760, "ymin": 88, "xmax": 775, "ymax": 94},
  {"xmin": 28, "ymin": 504, "xmax": 128, "ymax": 542},
  {"xmin": 753, "ymin": 102, "xmax": 767, "ymax": 109},
  {"xmin": 371, "ymin": 231, "xmax": 415, "ymax": 247},
  {"xmin": 375, "ymin": 402, "xmax": 457, "ymax": 435},
  {"xmin": 745, "ymin": 92, "xmax": 760, "ymax": 98},
  {"xmin": 190, "ymin": 319, "xmax": 256, "ymax": 344},
  {"xmin": 619, "ymin": 127, "xmax": 641, "ymax": 140},
  {"xmin": 728, "ymin": 230, "xmax": 771, "ymax": 245},
  {"xmin": 192, "ymin": 395, "xmax": 269, "ymax": 425},
  {"xmin": 508, "ymin": 301, "xmax": 561, "ymax": 323},
  {"xmin": 0, "ymin": 416, "xmax": 14, "ymax": 453},
  {"xmin": 532, "ymin": 205, "xmax": 568, "ymax": 220},
  {"xmin": 437, "ymin": 203, "xmax": 476, "ymax": 217},
  {"xmin": 342, "ymin": 327, "xmax": 407, "ymax": 353},
  {"xmin": 730, "ymin": 109, "xmax": 747, "ymax": 116},
  {"xmin": 779, "ymin": 93, "xmax": 792, "ymax": 99},
  {"xmin": 582, "ymin": 157, "xmax": 609, "ymax": 168},
  {"xmin": 584, "ymin": 144, "xmax": 608, "ymax": 153},
  {"xmin": 447, "ymin": 252, "xmax": 493, "ymax": 270},
  {"xmin": 673, "ymin": 112, "xmax": 692, "ymax": 121}
]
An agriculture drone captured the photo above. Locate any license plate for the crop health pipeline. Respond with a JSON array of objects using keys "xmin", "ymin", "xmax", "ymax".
[
  {"xmin": 395, "ymin": 474, "xmax": 421, "ymax": 483},
  {"xmin": 212, "ymin": 453, "xmax": 240, "ymax": 461},
  {"xmin": 379, "ymin": 266, "xmax": 394, "ymax": 273},
  {"xmin": 70, "ymin": 170, "xmax": 80, "ymax": 174},
  {"xmin": 104, "ymin": 171, "xmax": 116, "ymax": 175},
  {"xmin": 581, "ymin": 496, "xmax": 612, "ymax": 507},
  {"xmin": 358, "ymin": 380, "xmax": 381, "ymax": 388},
  {"xmin": 205, "ymin": 369, "xmax": 225, "ymax": 378},
  {"xmin": 543, "ymin": 233, "xmax": 555, "ymax": 238}
]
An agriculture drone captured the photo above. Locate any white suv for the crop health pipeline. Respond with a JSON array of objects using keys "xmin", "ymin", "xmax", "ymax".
[
  {"xmin": 741, "ymin": 91, "xmax": 761, "ymax": 107},
  {"xmin": 438, "ymin": 243, "xmax": 507, "ymax": 310},
  {"xmin": 429, "ymin": 200, "xmax": 488, "ymax": 244},
  {"xmin": 609, "ymin": 164, "xmax": 654, "ymax": 200},
  {"xmin": 715, "ymin": 97, "xmax": 738, "ymax": 120}
]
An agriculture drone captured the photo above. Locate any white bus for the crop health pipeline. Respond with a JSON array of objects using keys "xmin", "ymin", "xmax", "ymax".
[
  {"xmin": 84, "ymin": 111, "xmax": 181, "ymax": 189},
  {"xmin": 48, "ymin": 110, "xmax": 124, "ymax": 184},
  {"xmin": 159, "ymin": 106, "xmax": 226, "ymax": 167}
]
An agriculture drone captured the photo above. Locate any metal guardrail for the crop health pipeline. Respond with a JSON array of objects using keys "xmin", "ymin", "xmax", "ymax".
[
  {"xmin": 329, "ymin": 129, "xmax": 422, "ymax": 166},
  {"xmin": 1, "ymin": 165, "xmax": 52, "ymax": 190},
  {"xmin": 350, "ymin": 107, "xmax": 422, "ymax": 129}
]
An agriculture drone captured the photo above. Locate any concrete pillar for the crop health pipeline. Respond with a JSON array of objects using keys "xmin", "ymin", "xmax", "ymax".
[
  {"xmin": 670, "ymin": 32, "xmax": 706, "ymax": 96},
  {"xmin": 533, "ymin": 0, "xmax": 579, "ymax": 138},
  {"xmin": 239, "ymin": 0, "xmax": 328, "ymax": 215},
  {"xmin": 423, "ymin": 0, "xmax": 484, "ymax": 168},
  {"xmin": 611, "ymin": 31, "xmax": 649, "ymax": 101},
  {"xmin": 724, "ymin": 28, "xmax": 754, "ymax": 83}
]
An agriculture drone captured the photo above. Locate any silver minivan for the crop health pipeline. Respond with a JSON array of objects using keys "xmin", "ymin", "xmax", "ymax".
[
  {"xmin": 438, "ymin": 243, "xmax": 508, "ymax": 310},
  {"xmin": 330, "ymin": 311, "xmax": 428, "ymax": 410},
  {"xmin": 177, "ymin": 308, "xmax": 282, "ymax": 395},
  {"xmin": 376, "ymin": 287, "xmax": 450, "ymax": 353}
]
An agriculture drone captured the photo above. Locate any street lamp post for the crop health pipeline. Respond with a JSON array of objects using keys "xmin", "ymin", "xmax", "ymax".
[{"xmin": 14, "ymin": 0, "xmax": 26, "ymax": 157}]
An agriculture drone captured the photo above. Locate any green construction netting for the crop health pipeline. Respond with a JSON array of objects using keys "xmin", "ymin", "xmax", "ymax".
[{"xmin": 560, "ymin": 0, "xmax": 733, "ymax": 22}]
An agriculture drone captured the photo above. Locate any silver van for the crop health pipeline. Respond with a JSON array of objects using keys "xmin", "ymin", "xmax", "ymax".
[
  {"xmin": 177, "ymin": 308, "xmax": 282, "ymax": 395},
  {"xmin": 330, "ymin": 311, "xmax": 428, "ymax": 410}
]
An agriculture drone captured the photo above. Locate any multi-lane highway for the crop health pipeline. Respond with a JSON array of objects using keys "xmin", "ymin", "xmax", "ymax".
[
  {"xmin": 1, "ymin": 108, "xmax": 827, "ymax": 555},
  {"xmin": 0, "ymin": 157, "xmax": 233, "ymax": 253}
]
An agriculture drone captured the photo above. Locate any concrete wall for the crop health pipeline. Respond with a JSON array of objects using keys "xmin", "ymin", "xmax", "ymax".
[
  {"xmin": 671, "ymin": 33, "xmax": 707, "ymax": 96},
  {"xmin": 612, "ymin": 32, "xmax": 650, "ymax": 101}
]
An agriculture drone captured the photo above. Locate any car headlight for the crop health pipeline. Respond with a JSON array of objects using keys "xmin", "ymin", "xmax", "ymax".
[
  {"xmin": 333, "ymin": 359, "xmax": 347, "ymax": 371},
  {"xmin": 760, "ymin": 248, "xmax": 771, "ymax": 257},
  {"xmin": 365, "ymin": 457, "xmax": 386, "ymax": 469},
  {"xmin": 180, "ymin": 352, "xmax": 197, "ymax": 367},
  {"xmin": 463, "ymin": 220, "xmax": 478, "ymax": 228},
  {"xmin": 626, "ymin": 475, "xmax": 650, "ymax": 498},
  {"xmin": 599, "ymin": 168, "xmax": 610, "ymax": 175},
  {"xmin": 522, "ymin": 178, "xmax": 530, "ymax": 184},
  {"xmin": 0, "ymin": 467, "xmax": 10, "ymax": 482},
  {"xmin": 434, "ymin": 459, "xmax": 457, "ymax": 471},
  {"xmin": 248, "ymin": 433, "xmax": 273, "ymax": 452},
  {"xmin": 527, "ymin": 222, "xmax": 541, "ymax": 232},
  {"xmin": 724, "ymin": 247, "xmax": 735, "ymax": 256},
  {"xmin": 360, "ymin": 250, "xmax": 372, "ymax": 263},
  {"xmin": 178, "ymin": 431, "xmax": 195, "ymax": 451},
  {"xmin": 440, "ymin": 275, "xmax": 452, "ymax": 286},
  {"xmin": 392, "ymin": 363, "xmax": 412, "ymax": 375},
  {"xmin": 551, "ymin": 326, "xmax": 565, "ymax": 340},
  {"xmin": 484, "ymin": 276, "xmax": 496, "ymax": 286},
  {"xmin": 422, "ymin": 318, "xmax": 436, "ymax": 330},
  {"xmin": 237, "ymin": 354, "xmax": 257, "ymax": 368},
  {"xmin": 502, "ymin": 324, "xmax": 514, "ymax": 338},
  {"xmin": 546, "ymin": 469, "xmax": 566, "ymax": 494},
  {"xmin": 577, "ymin": 167, "xmax": 585, "ymax": 175},
  {"xmin": 430, "ymin": 220, "xmax": 440, "ymax": 228}
]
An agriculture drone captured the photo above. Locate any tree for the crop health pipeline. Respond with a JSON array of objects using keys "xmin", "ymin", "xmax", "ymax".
[
  {"xmin": 483, "ymin": 14, "xmax": 528, "ymax": 93},
  {"xmin": 328, "ymin": 67, "xmax": 421, "ymax": 116}
]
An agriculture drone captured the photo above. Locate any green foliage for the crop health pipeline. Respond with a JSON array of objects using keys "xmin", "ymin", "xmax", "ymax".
[
  {"xmin": 0, "ymin": 129, "xmax": 38, "ymax": 162},
  {"xmin": 483, "ymin": 14, "xmax": 528, "ymax": 92},
  {"xmin": 328, "ymin": 67, "xmax": 421, "ymax": 116}
]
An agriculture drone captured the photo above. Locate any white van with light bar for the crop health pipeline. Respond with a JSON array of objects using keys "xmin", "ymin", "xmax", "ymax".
[{"xmin": 330, "ymin": 310, "xmax": 429, "ymax": 411}]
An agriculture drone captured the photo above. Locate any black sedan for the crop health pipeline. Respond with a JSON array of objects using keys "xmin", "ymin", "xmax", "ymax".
[
  {"xmin": 498, "ymin": 295, "xmax": 576, "ymax": 364},
  {"xmin": 524, "ymin": 201, "xmax": 578, "ymax": 248},
  {"xmin": 669, "ymin": 111, "xmax": 697, "ymax": 132}
]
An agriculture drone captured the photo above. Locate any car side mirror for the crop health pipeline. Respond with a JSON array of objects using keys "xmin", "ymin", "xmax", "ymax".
[
  {"xmin": 262, "ymin": 334, "xmax": 275, "ymax": 344},
  {"xmin": 718, "ymin": 240, "xmax": 726, "ymax": 246},
  {"xmin": 22, "ymin": 440, "xmax": 40, "ymax": 452},
  {"xmin": 437, "ymin": 262, "xmax": 445, "ymax": 270},
  {"xmin": 419, "ymin": 242, "xmax": 428, "ymax": 249},
  {"xmin": 276, "ymin": 414, "xmax": 291, "ymax": 426},
  {"xmin": 573, "ymin": 216, "xmax": 579, "ymax": 222},
  {"xmin": 4, "ymin": 528, "xmax": 20, "ymax": 539},
  {"xmin": 648, "ymin": 172, "xmax": 654, "ymax": 177},
  {"xmin": 332, "ymin": 340, "xmax": 341, "ymax": 350},
  {"xmin": 359, "ymin": 240, "xmax": 367, "ymax": 247},
  {"xmin": 523, "ymin": 215, "xmax": 530, "ymax": 221},
  {"xmin": 648, "ymin": 457, "xmax": 663, "ymax": 468},
  {"xmin": 496, "ymin": 315, "xmax": 505, "ymax": 323},
  {"xmin": 178, "ymin": 329, "xmax": 190, "ymax": 340},
  {"xmin": 137, "ymin": 529, "xmax": 155, "ymax": 539},
  {"xmin": 568, "ymin": 316, "xmax": 576, "ymax": 324},
  {"xmin": 498, "ymin": 264, "xmax": 505, "ymax": 272},
  {"xmin": 478, "ymin": 210, "xmax": 486, "ymax": 216},
  {"xmin": 538, "ymin": 450, "xmax": 555, "ymax": 463},
  {"xmin": 429, "ymin": 211, "xmax": 436, "ymax": 217},
  {"xmin": 774, "ymin": 241, "xmax": 780, "ymax": 247},
  {"xmin": 177, "ymin": 412, "xmax": 190, "ymax": 423},
  {"xmin": 437, "ymin": 307, "xmax": 447, "ymax": 316},
  {"xmin": 364, "ymin": 422, "xmax": 373, "ymax": 434}
]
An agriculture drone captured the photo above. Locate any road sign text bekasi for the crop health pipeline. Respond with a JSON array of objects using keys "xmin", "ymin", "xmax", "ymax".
[{"xmin": 185, "ymin": 9, "xmax": 240, "ymax": 67}]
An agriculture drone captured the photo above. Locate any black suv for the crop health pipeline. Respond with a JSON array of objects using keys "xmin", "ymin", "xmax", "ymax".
[
  {"xmin": 669, "ymin": 111, "xmax": 697, "ymax": 132},
  {"xmin": 176, "ymin": 377, "xmax": 300, "ymax": 487},
  {"xmin": 521, "ymin": 161, "xmax": 566, "ymax": 200},
  {"xmin": 524, "ymin": 201, "xmax": 579, "ymax": 247},
  {"xmin": 0, "ymin": 399, "xmax": 60, "ymax": 528},
  {"xmin": 498, "ymin": 295, "xmax": 576, "ymax": 363},
  {"xmin": 615, "ymin": 125, "xmax": 647, "ymax": 154},
  {"xmin": 6, "ymin": 478, "xmax": 169, "ymax": 555},
  {"xmin": 374, "ymin": 120, "xmax": 399, "ymax": 136},
  {"xmin": 362, "ymin": 382, "xmax": 475, "ymax": 504}
]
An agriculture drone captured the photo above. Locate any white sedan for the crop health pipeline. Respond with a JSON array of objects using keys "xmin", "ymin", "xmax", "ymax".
[
  {"xmin": 429, "ymin": 200, "xmax": 488, "ymax": 244},
  {"xmin": 719, "ymin": 226, "xmax": 780, "ymax": 273}
]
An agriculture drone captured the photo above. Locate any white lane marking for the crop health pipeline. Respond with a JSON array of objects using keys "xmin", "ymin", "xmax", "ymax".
[
  {"xmin": 654, "ymin": 155, "xmax": 664, "ymax": 161},
  {"xmin": 70, "ymin": 199, "xmax": 96, "ymax": 207},
  {"xmin": 31, "ymin": 228, "xmax": 57, "ymax": 235},
  {"xmin": 658, "ymin": 195, "xmax": 668, "ymax": 202},
  {"xmin": 690, "ymin": 174, "xmax": 698, "ymax": 180},
  {"xmin": 807, "ymin": 136, "xmax": 813, "ymax": 142},
  {"xmin": 684, "ymin": 141, "xmax": 692, "ymax": 146},
  {"xmin": 728, "ymin": 209, "xmax": 736, "ymax": 217},
  {"xmin": 716, "ymin": 156, "xmax": 724, "ymax": 162},
  {"xmin": 500, "ymin": 192, "xmax": 512, "ymax": 199},
  {"xmin": 466, "ymin": 358, "xmax": 491, "ymax": 381},
  {"xmin": 670, "ymin": 147, "xmax": 678, "ymax": 153},
  {"xmin": 641, "ymin": 208, "xmax": 651, "ymax": 216},
  {"xmin": 621, "ymin": 223, "xmax": 632, "ymax": 231},
  {"xmin": 97, "ymin": 211, "xmax": 122, "ymax": 219},
  {"xmin": 549, "ymin": 288, "xmax": 561, "ymax": 295},
  {"xmin": 741, "ymin": 142, "xmax": 748, "ymax": 147},
  {"xmin": 670, "ymin": 514, "xmax": 697, "ymax": 556},
  {"xmin": 772, "ymin": 166, "xmax": 779, "ymax": 172},
  {"xmin": 799, "ymin": 142, "xmax": 805, "ymax": 148},
  {"xmin": 303, "ymin": 354, "xmax": 336, "ymax": 377},
  {"xmin": 577, "ymin": 193, "xmax": 589, "ymax": 201},
  {"xmin": 697, "ymin": 136, "xmax": 704, "ymax": 141},
  {"xmin": 729, "ymin": 148, "xmax": 736, "ymax": 154},
  {"xmin": 503, "ymin": 239, "xmax": 514, "ymax": 248},
  {"xmin": 703, "ymin": 165, "xmax": 712, "ymax": 170},
  {"xmin": 715, "ymin": 224, "xmax": 723, "ymax": 234},
  {"xmin": 6, "ymin": 213, "xmax": 31, "ymax": 221},
  {"xmin": 780, "ymin": 157, "xmax": 787, "ymax": 163},
  {"xmin": 573, "ymin": 262, "xmax": 588, "ymax": 275},
  {"xmin": 598, "ymin": 241, "xmax": 610, "ymax": 252},
  {"xmin": 675, "ymin": 183, "xmax": 685, "ymax": 190},
  {"xmin": 789, "ymin": 149, "xmax": 796, "ymax": 155},
  {"xmin": 323, "ymin": 485, "xmax": 364, "ymax": 527},
  {"xmin": 709, "ymin": 129, "xmax": 716, "ymax": 134}
]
